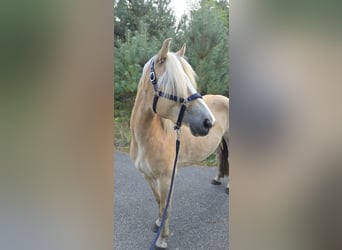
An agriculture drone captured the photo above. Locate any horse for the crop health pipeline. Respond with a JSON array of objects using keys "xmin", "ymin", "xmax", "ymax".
[{"xmin": 130, "ymin": 38, "xmax": 229, "ymax": 249}]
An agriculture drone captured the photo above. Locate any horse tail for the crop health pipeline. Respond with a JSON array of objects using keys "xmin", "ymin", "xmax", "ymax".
[{"xmin": 217, "ymin": 137, "xmax": 229, "ymax": 177}]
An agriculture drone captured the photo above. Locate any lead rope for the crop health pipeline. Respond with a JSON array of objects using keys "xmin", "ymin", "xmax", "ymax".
[{"xmin": 149, "ymin": 129, "xmax": 181, "ymax": 250}]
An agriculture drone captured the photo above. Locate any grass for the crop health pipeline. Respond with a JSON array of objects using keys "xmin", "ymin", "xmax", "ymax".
[
  {"xmin": 114, "ymin": 118, "xmax": 131, "ymax": 152},
  {"xmin": 114, "ymin": 99, "xmax": 133, "ymax": 152},
  {"xmin": 204, "ymin": 153, "xmax": 218, "ymax": 167},
  {"xmin": 114, "ymin": 100, "xmax": 218, "ymax": 167}
]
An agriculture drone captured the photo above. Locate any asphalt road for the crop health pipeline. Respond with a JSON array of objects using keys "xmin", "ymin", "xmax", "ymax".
[{"xmin": 114, "ymin": 151, "xmax": 229, "ymax": 250}]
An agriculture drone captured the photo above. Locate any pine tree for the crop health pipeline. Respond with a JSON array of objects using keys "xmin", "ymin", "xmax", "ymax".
[
  {"xmin": 183, "ymin": 0, "xmax": 229, "ymax": 96},
  {"xmin": 114, "ymin": 0, "xmax": 229, "ymax": 102},
  {"xmin": 114, "ymin": 0, "xmax": 176, "ymax": 47},
  {"xmin": 114, "ymin": 0, "xmax": 177, "ymax": 101}
]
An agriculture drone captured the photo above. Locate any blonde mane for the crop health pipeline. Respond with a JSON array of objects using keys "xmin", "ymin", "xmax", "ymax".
[
  {"xmin": 178, "ymin": 56, "xmax": 197, "ymax": 89},
  {"xmin": 157, "ymin": 53, "xmax": 197, "ymax": 98}
]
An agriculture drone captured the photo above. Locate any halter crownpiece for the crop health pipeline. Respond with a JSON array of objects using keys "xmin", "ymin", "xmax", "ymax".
[{"xmin": 149, "ymin": 58, "xmax": 202, "ymax": 130}]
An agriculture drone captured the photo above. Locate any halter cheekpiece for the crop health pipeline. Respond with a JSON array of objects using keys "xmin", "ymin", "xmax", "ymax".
[{"xmin": 149, "ymin": 58, "xmax": 202, "ymax": 130}]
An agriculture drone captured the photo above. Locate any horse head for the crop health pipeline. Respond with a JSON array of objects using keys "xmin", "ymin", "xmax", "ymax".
[{"xmin": 148, "ymin": 38, "xmax": 216, "ymax": 136}]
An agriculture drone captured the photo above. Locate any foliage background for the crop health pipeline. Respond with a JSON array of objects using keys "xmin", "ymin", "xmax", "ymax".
[{"xmin": 114, "ymin": 0, "xmax": 229, "ymax": 152}]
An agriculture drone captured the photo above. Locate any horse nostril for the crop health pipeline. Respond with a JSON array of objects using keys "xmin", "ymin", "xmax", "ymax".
[{"xmin": 203, "ymin": 119, "xmax": 212, "ymax": 129}]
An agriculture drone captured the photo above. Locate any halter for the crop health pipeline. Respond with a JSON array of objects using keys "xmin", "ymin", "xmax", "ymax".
[{"xmin": 150, "ymin": 58, "xmax": 202, "ymax": 130}]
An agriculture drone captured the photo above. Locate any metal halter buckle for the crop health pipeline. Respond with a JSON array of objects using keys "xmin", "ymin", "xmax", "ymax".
[{"xmin": 150, "ymin": 72, "xmax": 155, "ymax": 82}]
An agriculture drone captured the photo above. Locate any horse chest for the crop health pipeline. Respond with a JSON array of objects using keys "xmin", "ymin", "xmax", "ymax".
[{"xmin": 134, "ymin": 152, "xmax": 155, "ymax": 178}]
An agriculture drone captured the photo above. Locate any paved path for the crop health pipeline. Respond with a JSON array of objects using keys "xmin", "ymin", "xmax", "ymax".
[{"xmin": 114, "ymin": 151, "xmax": 229, "ymax": 250}]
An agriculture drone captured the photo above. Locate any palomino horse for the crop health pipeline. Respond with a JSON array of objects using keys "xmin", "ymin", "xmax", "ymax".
[{"xmin": 130, "ymin": 38, "xmax": 229, "ymax": 249}]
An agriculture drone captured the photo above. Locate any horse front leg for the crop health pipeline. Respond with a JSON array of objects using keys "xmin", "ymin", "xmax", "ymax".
[
  {"xmin": 143, "ymin": 175, "xmax": 162, "ymax": 232},
  {"xmin": 155, "ymin": 175, "xmax": 172, "ymax": 249}
]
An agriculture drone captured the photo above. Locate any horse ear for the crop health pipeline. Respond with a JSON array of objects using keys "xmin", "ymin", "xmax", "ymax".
[
  {"xmin": 157, "ymin": 38, "xmax": 172, "ymax": 62},
  {"xmin": 176, "ymin": 43, "xmax": 186, "ymax": 57}
]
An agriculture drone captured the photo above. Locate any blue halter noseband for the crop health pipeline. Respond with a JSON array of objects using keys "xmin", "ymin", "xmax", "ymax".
[{"xmin": 150, "ymin": 58, "xmax": 202, "ymax": 130}]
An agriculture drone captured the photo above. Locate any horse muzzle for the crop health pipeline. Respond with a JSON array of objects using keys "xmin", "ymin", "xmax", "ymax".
[{"xmin": 189, "ymin": 118, "xmax": 214, "ymax": 136}]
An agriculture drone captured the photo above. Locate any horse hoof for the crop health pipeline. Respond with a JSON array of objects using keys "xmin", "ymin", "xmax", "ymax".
[
  {"xmin": 152, "ymin": 223, "xmax": 159, "ymax": 233},
  {"xmin": 211, "ymin": 179, "xmax": 221, "ymax": 185},
  {"xmin": 154, "ymin": 246, "xmax": 168, "ymax": 250},
  {"xmin": 226, "ymin": 187, "xmax": 229, "ymax": 194}
]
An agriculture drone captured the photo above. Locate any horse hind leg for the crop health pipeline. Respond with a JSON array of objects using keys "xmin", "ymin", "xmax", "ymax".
[
  {"xmin": 224, "ymin": 134, "xmax": 229, "ymax": 194},
  {"xmin": 212, "ymin": 138, "xmax": 229, "ymax": 194},
  {"xmin": 211, "ymin": 142, "xmax": 224, "ymax": 185},
  {"xmin": 212, "ymin": 174, "xmax": 222, "ymax": 185}
]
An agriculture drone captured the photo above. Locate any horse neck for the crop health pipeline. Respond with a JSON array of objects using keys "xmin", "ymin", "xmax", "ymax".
[{"xmin": 131, "ymin": 77, "xmax": 170, "ymax": 137}]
